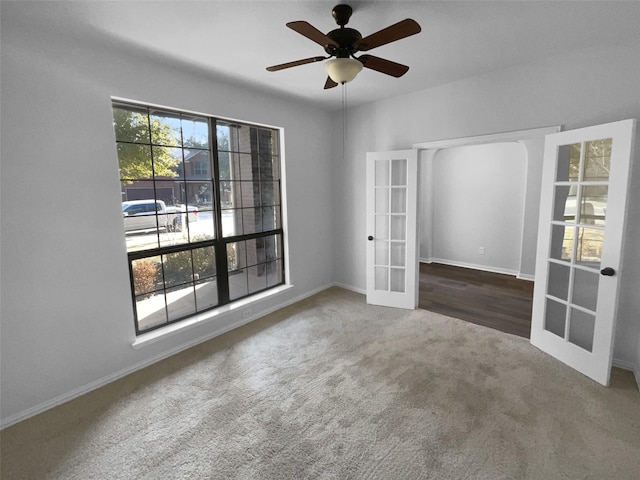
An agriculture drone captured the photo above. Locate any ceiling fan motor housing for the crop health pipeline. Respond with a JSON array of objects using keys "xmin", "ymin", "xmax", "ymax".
[{"xmin": 325, "ymin": 27, "xmax": 362, "ymax": 57}]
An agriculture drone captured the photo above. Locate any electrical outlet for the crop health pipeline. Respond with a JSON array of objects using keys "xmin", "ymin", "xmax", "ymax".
[
  {"xmin": 242, "ymin": 309, "xmax": 252, "ymax": 319},
  {"xmin": 479, "ymin": 247, "xmax": 485, "ymax": 255}
]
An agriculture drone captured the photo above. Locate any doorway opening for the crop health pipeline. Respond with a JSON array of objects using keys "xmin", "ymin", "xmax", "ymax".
[{"xmin": 413, "ymin": 127, "xmax": 560, "ymax": 338}]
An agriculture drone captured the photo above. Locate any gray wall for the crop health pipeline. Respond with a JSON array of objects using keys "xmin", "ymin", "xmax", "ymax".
[
  {"xmin": 421, "ymin": 142, "xmax": 527, "ymax": 275},
  {"xmin": 333, "ymin": 41, "xmax": 640, "ymax": 374},
  {"xmin": 1, "ymin": 16, "xmax": 335, "ymax": 425}
]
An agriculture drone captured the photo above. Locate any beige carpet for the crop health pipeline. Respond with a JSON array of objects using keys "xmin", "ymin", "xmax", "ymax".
[{"xmin": 2, "ymin": 287, "xmax": 639, "ymax": 479}]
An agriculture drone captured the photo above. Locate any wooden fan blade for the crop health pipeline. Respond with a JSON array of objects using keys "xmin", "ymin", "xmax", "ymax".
[
  {"xmin": 354, "ymin": 19, "xmax": 421, "ymax": 52},
  {"xmin": 287, "ymin": 21, "xmax": 339, "ymax": 49},
  {"xmin": 358, "ymin": 55, "xmax": 410, "ymax": 77},
  {"xmin": 324, "ymin": 76, "xmax": 338, "ymax": 89},
  {"xmin": 266, "ymin": 56, "xmax": 327, "ymax": 72}
]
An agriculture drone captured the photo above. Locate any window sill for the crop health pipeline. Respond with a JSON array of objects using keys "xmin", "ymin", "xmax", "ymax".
[{"xmin": 132, "ymin": 284, "xmax": 294, "ymax": 349}]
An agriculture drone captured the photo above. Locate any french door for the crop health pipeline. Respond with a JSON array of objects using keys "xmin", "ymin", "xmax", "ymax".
[
  {"xmin": 365, "ymin": 149, "xmax": 419, "ymax": 309},
  {"xmin": 531, "ymin": 119, "xmax": 636, "ymax": 385}
]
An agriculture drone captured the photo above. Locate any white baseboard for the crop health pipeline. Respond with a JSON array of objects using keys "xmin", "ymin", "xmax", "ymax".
[
  {"xmin": 517, "ymin": 273, "xmax": 535, "ymax": 282},
  {"xmin": 0, "ymin": 283, "xmax": 337, "ymax": 429},
  {"xmin": 332, "ymin": 282, "xmax": 365, "ymax": 295},
  {"xmin": 426, "ymin": 258, "xmax": 520, "ymax": 277}
]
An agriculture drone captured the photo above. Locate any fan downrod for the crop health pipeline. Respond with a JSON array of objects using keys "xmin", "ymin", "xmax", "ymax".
[{"xmin": 332, "ymin": 4, "xmax": 353, "ymax": 27}]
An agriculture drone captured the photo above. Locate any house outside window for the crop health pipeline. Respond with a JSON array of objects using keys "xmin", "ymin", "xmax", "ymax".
[
  {"xmin": 194, "ymin": 161, "xmax": 208, "ymax": 176},
  {"xmin": 113, "ymin": 101, "xmax": 285, "ymax": 334}
]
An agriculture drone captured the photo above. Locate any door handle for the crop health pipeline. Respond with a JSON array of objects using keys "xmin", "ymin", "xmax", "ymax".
[
  {"xmin": 367, "ymin": 236, "xmax": 374, "ymax": 241},
  {"xmin": 600, "ymin": 267, "xmax": 615, "ymax": 276}
]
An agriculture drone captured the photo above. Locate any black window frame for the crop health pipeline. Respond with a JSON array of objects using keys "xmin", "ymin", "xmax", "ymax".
[{"xmin": 113, "ymin": 100, "xmax": 286, "ymax": 335}]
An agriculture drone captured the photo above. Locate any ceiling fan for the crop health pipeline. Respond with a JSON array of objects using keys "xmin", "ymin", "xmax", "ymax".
[{"xmin": 266, "ymin": 4, "xmax": 422, "ymax": 89}]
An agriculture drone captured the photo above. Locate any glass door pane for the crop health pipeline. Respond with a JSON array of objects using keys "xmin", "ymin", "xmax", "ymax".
[
  {"xmin": 543, "ymin": 137, "xmax": 612, "ymax": 352},
  {"xmin": 373, "ymin": 158, "xmax": 407, "ymax": 293}
]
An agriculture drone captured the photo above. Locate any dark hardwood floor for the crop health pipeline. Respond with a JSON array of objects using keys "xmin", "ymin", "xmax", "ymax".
[{"xmin": 419, "ymin": 262, "xmax": 534, "ymax": 338}]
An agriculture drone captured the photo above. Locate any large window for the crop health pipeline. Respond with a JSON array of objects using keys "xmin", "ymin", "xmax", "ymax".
[{"xmin": 113, "ymin": 101, "xmax": 285, "ymax": 334}]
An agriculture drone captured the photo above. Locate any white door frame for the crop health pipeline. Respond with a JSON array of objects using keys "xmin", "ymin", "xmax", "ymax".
[{"xmin": 413, "ymin": 126, "xmax": 561, "ymax": 281}]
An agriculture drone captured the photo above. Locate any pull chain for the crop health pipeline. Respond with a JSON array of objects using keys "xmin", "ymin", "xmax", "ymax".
[{"xmin": 342, "ymin": 82, "xmax": 348, "ymax": 162}]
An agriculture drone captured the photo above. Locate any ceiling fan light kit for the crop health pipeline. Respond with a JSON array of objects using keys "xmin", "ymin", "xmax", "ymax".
[
  {"xmin": 325, "ymin": 57, "xmax": 363, "ymax": 84},
  {"xmin": 266, "ymin": 4, "xmax": 421, "ymax": 89}
]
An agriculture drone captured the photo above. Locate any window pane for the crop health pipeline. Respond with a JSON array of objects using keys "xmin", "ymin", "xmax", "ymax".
[
  {"xmin": 572, "ymin": 268, "xmax": 599, "ymax": 312},
  {"xmin": 222, "ymin": 209, "xmax": 241, "ymax": 237},
  {"xmin": 258, "ymin": 128, "xmax": 279, "ymax": 156},
  {"xmin": 238, "ymin": 126, "xmax": 253, "ymax": 154},
  {"xmin": 186, "ymin": 181, "xmax": 214, "ymax": 208},
  {"xmin": 556, "ymin": 143, "xmax": 580, "ymax": 182},
  {"xmin": 125, "ymin": 231, "xmax": 160, "ymax": 253},
  {"xmin": 118, "ymin": 143, "xmax": 152, "ymax": 181},
  {"xmin": 375, "ymin": 241, "xmax": 389, "ymax": 266},
  {"xmin": 545, "ymin": 298, "xmax": 566, "ymax": 338},
  {"xmin": 264, "ymin": 235, "xmax": 280, "ymax": 261},
  {"xmin": 390, "ymin": 215, "xmax": 406, "ymax": 241},
  {"xmin": 553, "ymin": 185, "xmax": 574, "ymax": 223},
  {"xmin": 568, "ymin": 309, "xmax": 595, "ymax": 352},
  {"xmin": 189, "ymin": 210, "xmax": 214, "ymax": 242},
  {"xmin": 375, "ymin": 267, "xmax": 388, "ymax": 291},
  {"xmin": 583, "ymin": 139, "xmax": 611, "ymax": 181},
  {"xmin": 375, "ymin": 188, "xmax": 389, "ymax": 213},
  {"xmin": 153, "ymin": 180, "xmax": 179, "ymax": 206},
  {"xmin": 261, "ymin": 181, "xmax": 279, "ymax": 206},
  {"xmin": 550, "ymin": 224, "xmax": 573, "ymax": 261},
  {"xmin": 195, "ymin": 278, "xmax": 218, "ymax": 311},
  {"xmin": 151, "ymin": 146, "xmax": 182, "ymax": 178},
  {"xmin": 184, "ymin": 150, "xmax": 210, "ymax": 179},
  {"xmin": 575, "ymin": 227, "xmax": 604, "ymax": 266},
  {"xmin": 390, "ymin": 268, "xmax": 405, "ymax": 292},
  {"xmin": 390, "ymin": 242, "xmax": 406, "ymax": 267},
  {"xmin": 131, "ymin": 257, "xmax": 160, "ymax": 296},
  {"xmin": 136, "ymin": 294, "xmax": 167, "ymax": 331},
  {"xmin": 229, "ymin": 270, "xmax": 248, "ymax": 300},
  {"xmin": 241, "ymin": 181, "xmax": 260, "ymax": 208},
  {"xmin": 219, "ymin": 181, "xmax": 236, "ymax": 211},
  {"xmin": 266, "ymin": 260, "xmax": 283, "ymax": 287},
  {"xmin": 262, "ymin": 206, "xmax": 277, "ymax": 231},
  {"xmin": 248, "ymin": 266, "xmax": 267, "ymax": 294},
  {"xmin": 375, "ymin": 159, "xmax": 389, "ymax": 186},
  {"xmin": 228, "ymin": 241, "xmax": 246, "ymax": 271},
  {"xmin": 221, "ymin": 152, "xmax": 243, "ymax": 181},
  {"xmin": 163, "ymin": 251, "xmax": 193, "ymax": 288},
  {"xmin": 245, "ymin": 238, "xmax": 265, "ymax": 267},
  {"xmin": 113, "ymin": 105, "xmax": 150, "ymax": 144},
  {"xmin": 216, "ymin": 122, "xmax": 235, "ymax": 152},
  {"xmin": 391, "ymin": 159, "xmax": 407, "ymax": 186},
  {"xmin": 192, "ymin": 245, "xmax": 216, "ymax": 278},
  {"xmin": 166, "ymin": 284, "xmax": 196, "ymax": 321},
  {"xmin": 547, "ymin": 262, "xmax": 570, "ymax": 301},
  {"xmin": 182, "ymin": 116, "xmax": 209, "ymax": 149},
  {"xmin": 242, "ymin": 208, "xmax": 259, "ymax": 235},
  {"xmin": 375, "ymin": 214, "xmax": 389, "ymax": 240},
  {"xmin": 259, "ymin": 155, "xmax": 276, "ymax": 179},
  {"xmin": 390, "ymin": 188, "xmax": 406, "ymax": 213},
  {"xmin": 150, "ymin": 111, "xmax": 182, "ymax": 146},
  {"xmin": 579, "ymin": 186, "xmax": 607, "ymax": 227}
]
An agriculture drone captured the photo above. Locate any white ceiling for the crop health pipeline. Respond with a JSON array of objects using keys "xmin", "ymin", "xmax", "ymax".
[{"xmin": 5, "ymin": 0, "xmax": 640, "ymax": 110}]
